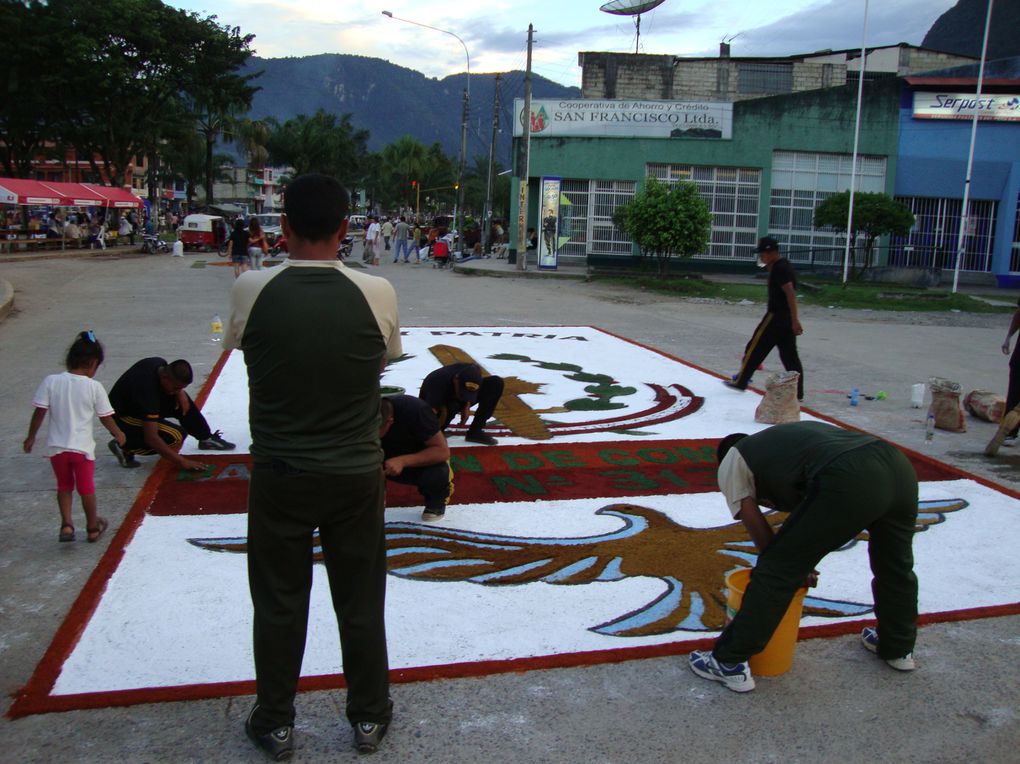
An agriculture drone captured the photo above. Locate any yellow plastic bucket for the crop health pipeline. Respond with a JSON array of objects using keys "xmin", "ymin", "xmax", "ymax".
[{"xmin": 725, "ymin": 568, "xmax": 808, "ymax": 676}]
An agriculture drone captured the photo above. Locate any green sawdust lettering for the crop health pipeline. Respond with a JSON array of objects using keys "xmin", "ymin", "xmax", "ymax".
[
  {"xmin": 602, "ymin": 470, "xmax": 659, "ymax": 491},
  {"xmin": 636, "ymin": 448, "xmax": 678, "ymax": 464},
  {"xmin": 450, "ymin": 454, "xmax": 483, "ymax": 473},
  {"xmin": 492, "ymin": 475, "xmax": 548, "ymax": 496},
  {"xmin": 542, "ymin": 450, "xmax": 586, "ymax": 468},
  {"xmin": 660, "ymin": 469, "xmax": 689, "ymax": 487},
  {"xmin": 599, "ymin": 449, "xmax": 640, "ymax": 466},
  {"xmin": 677, "ymin": 446, "xmax": 715, "ymax": 463},
  {"xmin": 502, "ymin": 453, "xmax": 545, "ymax": 470}
]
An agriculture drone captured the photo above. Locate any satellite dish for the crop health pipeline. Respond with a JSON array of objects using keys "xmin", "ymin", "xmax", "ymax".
[{"xmin": 599, "ymin": 0, "xmax": 667, "ymax": 53}]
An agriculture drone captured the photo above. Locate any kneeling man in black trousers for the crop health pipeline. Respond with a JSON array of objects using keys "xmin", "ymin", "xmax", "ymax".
[{"xmin": 380, "ymin": 395, "xmax": 454, "ymax": 521}]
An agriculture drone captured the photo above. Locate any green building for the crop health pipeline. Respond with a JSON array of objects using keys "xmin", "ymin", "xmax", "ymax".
[{"xmin": 510, "ymin": 78, "xmax": 901, "ymax": 271}]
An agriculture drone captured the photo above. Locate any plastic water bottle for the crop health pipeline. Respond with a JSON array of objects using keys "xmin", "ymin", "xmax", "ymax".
[
  {"xmin": 924, "ymin": 412, "xmax": 935, "ymax": 445},
  {"xmin": 850, "ymin": 387, "xmax": 859, "ymax": 406},
  {"xmin": 210, "ymin": 313, "xmax": 223, "ymax": 342}
]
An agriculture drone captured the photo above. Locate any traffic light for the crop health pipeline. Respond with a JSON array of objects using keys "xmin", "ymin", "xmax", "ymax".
[
  {"xmin": 454, "ymin": 183, "xmax": 459, "ymax": 190},
  {"xmin": 411, "ymin": 180, "xmax": 417, "ymax": 188}
]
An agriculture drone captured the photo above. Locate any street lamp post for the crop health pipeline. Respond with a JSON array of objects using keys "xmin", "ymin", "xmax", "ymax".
[{"xmin": 382, "ymin": 10, "xmax": 470, "ymax": 253}]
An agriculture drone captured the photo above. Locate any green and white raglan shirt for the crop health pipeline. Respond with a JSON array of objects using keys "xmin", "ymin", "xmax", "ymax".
[{"xmin": 225, "ymin": 260, "xmax": 402, "ymax": 474}]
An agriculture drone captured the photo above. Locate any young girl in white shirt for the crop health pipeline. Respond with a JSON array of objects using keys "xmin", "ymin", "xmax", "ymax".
[{"xmin": 24, "ymin": 331, "xmax": 126, "ymax": 543}]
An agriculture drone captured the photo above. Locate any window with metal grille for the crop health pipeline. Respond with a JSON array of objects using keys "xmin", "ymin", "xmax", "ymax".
[
  {"xmin": 647, "ymin": 163, "xmax": 761, "ymax": 260},
  {"xmin": 557, "ymin": 179, "xmax": 635, "ymax": 257},
  {"xmin": 737, "ymin": 63, "xmax": 793, "ymax": 94},
  {"xmin": 887, "ymin": 197, "xmax": 998, "ymax": 273},
  {"xmin": 769, "ymin": 150, "xmax": 887, "ymax": 265}
]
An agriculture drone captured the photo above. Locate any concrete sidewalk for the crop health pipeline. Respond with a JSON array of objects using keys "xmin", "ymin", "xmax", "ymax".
[{"xmin": 0, "ymin": 252, "xmax": 1017, "ymax": 763}]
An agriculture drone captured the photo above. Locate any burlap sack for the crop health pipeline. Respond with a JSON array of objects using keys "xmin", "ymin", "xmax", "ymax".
[
  {"xmin": 963, "ymin": 390, "xmax": 1006, "ymax": 423},
  {"xmin": 928, "ymin": 377, "xmax": 966, "ymax": 432},
  {"xmin": 755, "ymin": 371, "xmax": 801, "ymax": 424}
]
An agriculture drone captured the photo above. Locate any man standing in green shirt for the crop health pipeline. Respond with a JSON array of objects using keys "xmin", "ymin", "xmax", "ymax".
[
  {"xmin": 226, "ymin": 174, "xmax": 402, "ymax": 756},
  {"xmin": 690, "ymin": 422, "xmax": 919, "ymax": 693}
]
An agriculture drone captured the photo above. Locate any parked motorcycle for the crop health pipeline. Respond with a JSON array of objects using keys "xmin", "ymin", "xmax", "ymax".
[
  {"xmin": 142, "ymin": 234, "xmax": 170, "ymax": 254},
  {"xmin": 336, "ymin": 234, "xmax": 353, "ymax": 260}
]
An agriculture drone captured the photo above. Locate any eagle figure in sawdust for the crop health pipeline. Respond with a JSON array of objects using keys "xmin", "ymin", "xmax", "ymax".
[{"xmin": 189, "ymin": 498, "xmax": 966, "ymax": 637}]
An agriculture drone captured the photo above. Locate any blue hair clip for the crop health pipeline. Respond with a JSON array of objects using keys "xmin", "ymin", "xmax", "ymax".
[{"xmin": 85, "ymin": 330, "xmax": 96, "ymax": 343}]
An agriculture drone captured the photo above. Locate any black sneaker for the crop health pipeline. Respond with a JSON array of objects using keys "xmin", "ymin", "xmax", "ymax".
[
  {"xmin": 198, "ymin": 430, "xmax": 235, "ymax": 451},
  {"xmin": 722, "ymin": 379, "xmax": 746, "ymax": 392},
  {"xmin": 353, "ymin": 720, "xmax": 388, "ymax": 754},
  {"xmin": 464, "ymin": 430, "xmax": 498, "ymax": 445},
  {"xmin": 108, "ymin": 439, "xmax": 139, "ymax": 468},
  {"xmin": 245, "ymin": 705, "xmax": 294, "ymax": 761},
  {"xmin": 421, "ymin": 506, "xmax": 445, "ymax": 521}
]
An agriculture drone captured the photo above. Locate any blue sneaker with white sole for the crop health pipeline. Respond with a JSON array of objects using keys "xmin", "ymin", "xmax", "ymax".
[
  {"xmin": 861, "ymin": 627, "xmax": 916, "ymax": 671},
  {"xmin": 689, "ymin": 650, "xmax": 755, "ymax": 692}
]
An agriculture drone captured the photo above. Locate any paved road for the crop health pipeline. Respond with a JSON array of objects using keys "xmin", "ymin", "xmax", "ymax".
[{"xmin": 1, "ymin": 250, "xmax": 1017, "ymax": 762}]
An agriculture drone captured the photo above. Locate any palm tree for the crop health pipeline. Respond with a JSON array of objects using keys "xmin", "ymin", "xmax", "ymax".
[{"xmin": 381, "ymin": 136, "xmax": 428, "ymax": 209}]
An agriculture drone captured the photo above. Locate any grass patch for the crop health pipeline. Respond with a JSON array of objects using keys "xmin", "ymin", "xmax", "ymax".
[{"xmin": 590, "ymin": 274, "xmax": 1011, "ymax": 313}]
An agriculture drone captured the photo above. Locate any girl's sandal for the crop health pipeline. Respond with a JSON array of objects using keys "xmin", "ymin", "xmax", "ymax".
[
  {"xmin": 86, "ymin": 517, "xmax": 108, "ymax": 543},
  {"xmin": 59, "ymin": 524, "xmax": 75, "ymax": 543}
]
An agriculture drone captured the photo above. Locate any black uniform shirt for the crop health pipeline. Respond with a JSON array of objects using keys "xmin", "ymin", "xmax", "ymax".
[
  {"xmin": 767, "ymin": 257, "xmax": 797, "ymax": 321},
  {"xmin": 382, "ymin": 395, "xmax": 441, "ymax": 458},
  {"xmin": 109, "ymin": 357, "xmax": 172, "ymax": 421}
]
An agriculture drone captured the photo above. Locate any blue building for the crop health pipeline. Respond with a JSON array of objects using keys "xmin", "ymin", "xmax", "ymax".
[{"xmin": 890, "ymin": 58, "xmax": 1020, "ymax": 284}]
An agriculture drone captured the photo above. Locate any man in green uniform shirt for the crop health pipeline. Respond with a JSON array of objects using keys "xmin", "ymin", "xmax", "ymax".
[
  {"xmin": 226, "ymin": 174, "xmax": 402, "ymax": 756},
  {"xmin": 690, "ymin": 421, "xmax": 919, "ymax": 693}
]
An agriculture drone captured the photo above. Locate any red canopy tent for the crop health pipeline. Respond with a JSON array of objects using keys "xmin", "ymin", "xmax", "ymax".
[{"xmin": 0, "ymin": 178, "xmax": 143, "ymax": 208}]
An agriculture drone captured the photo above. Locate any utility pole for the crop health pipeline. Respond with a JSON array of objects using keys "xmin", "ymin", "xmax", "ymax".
[
  {"xmin": 516, "ymin": 24, "xmax": 534, "ymax": 272},
  {"xmin": 483, "ymin": 73, "xmax": 501, "ymax": 254},
  {"xmin": 454, "ymin": 88, "xmax": 468, "ymax": 254}
]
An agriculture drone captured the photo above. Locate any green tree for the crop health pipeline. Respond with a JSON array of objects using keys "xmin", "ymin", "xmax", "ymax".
[
  {"xmin": 0, "ymin": 1, "xmax": 55, "ymax": 177},
  {"xmin": 814, "ymin": 191, "xmax": 916, "ymax": 278},
  {"xmin": 613, "ymin": 177, "xmax": 712, "ymax": 276},
  {"xmin": 380, "ymin": 136, "xmax": 428, "ymax": 209},
  {"xmin": 34, "ymin": 0, "xmax": 257, "ymax": 190},
  {"xmin": 265, "ymin": 110, "xmax": 369, "ymax": 188}
]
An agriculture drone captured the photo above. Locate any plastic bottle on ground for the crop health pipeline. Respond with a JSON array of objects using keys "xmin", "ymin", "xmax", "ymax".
[{"xmin": 211, "ymin": 313, "xmax": 223, "ymax": 342}]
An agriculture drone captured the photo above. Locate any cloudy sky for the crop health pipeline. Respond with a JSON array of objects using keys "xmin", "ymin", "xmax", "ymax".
[{"xmin": 170, "ymin": 0, "xmax": 960, "ymax": 86}]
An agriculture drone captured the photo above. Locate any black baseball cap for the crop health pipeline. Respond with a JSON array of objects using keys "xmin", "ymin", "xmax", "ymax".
[
  {"xmin": 754, "ymin": 236, "xmax": 779, "ymax": 253},
  {"xmin": 457, "ymin": 365, "xmax": 483, "ymax": 403}
]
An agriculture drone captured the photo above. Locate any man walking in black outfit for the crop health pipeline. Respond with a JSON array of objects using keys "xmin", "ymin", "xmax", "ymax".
[
  {"xmin": 725, "ymin": 236, "xmax": 805, "ymax": 401},
  {"xmin": 225, "ymin": 174, "xmax": 402, "ymax": 758}
]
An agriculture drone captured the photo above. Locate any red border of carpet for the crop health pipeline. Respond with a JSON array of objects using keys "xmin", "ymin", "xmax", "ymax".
[{"xmin": 8, "ymin": 328, "xmax": 1020, "ymax": 718}]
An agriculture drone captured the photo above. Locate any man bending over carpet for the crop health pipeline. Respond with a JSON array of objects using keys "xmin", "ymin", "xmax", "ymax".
[{"xmin": 689, "ymin": 421, "xmax": 919, "ymax": 693}]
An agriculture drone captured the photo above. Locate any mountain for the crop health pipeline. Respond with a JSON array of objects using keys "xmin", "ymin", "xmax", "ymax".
[
  {"xmin": 240, "ymin": 54, "xmax": 580, "ymax": 166},
  {"xmin": 922, "ymin": 0, "xmax": 1020, "ymax": 61}
]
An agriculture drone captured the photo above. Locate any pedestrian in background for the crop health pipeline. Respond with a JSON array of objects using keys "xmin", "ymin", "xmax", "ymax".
[
  {"xmin": 229, "ymin": 218, "xmax": 250, "ymax": 278},
  {"xmin": 248, "ymin": 216, "xmax": 269, "ymax": 271}
]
